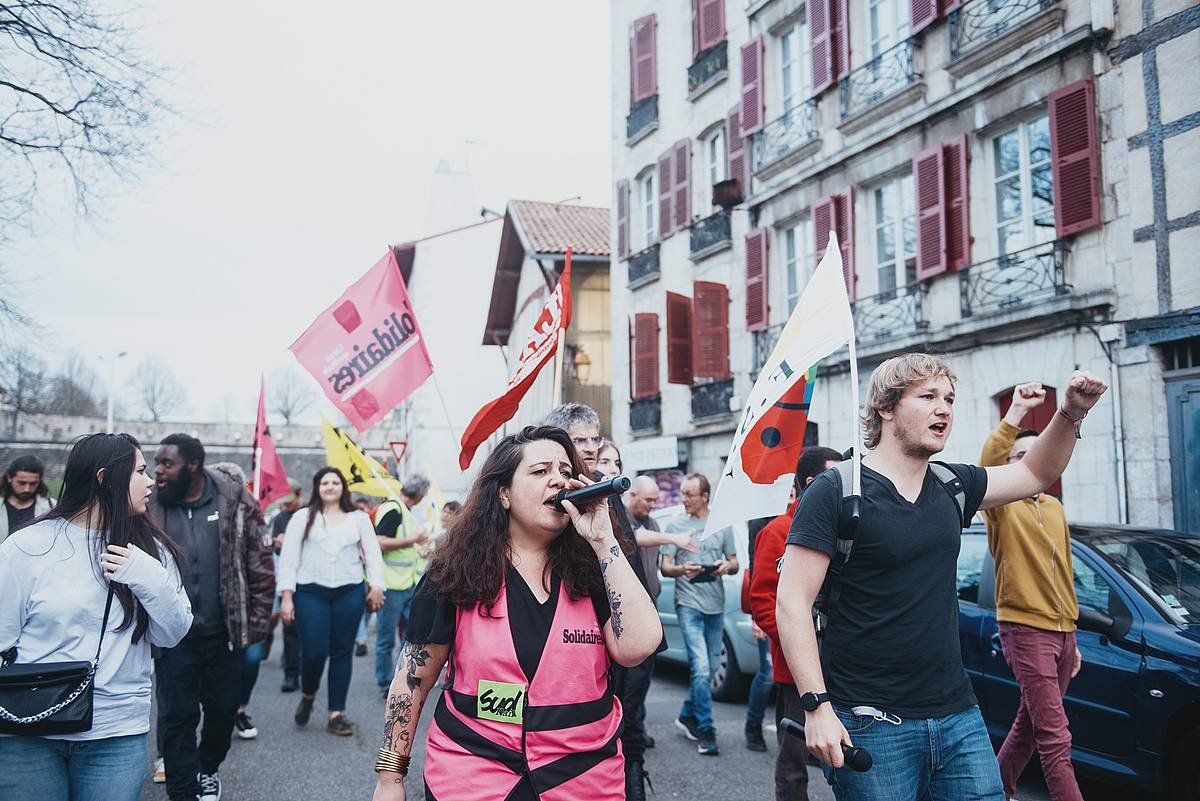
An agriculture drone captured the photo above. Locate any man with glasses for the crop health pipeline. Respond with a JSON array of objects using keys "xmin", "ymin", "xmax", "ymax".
[
  {"xmin": 544, "ymin": 402, "xmax": 604, "ymax": 474},
  {"xmin": 982, "ymin": 383, "xmax": 1084, "ymax": 801}
]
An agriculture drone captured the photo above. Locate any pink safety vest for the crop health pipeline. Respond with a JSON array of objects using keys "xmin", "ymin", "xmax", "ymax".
[{"xmin": 423, "ymin": 577, "xmax": 624, "ymax": 801}]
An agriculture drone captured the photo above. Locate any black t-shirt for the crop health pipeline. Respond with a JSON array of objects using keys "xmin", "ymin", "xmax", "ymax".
[
  {"xmin": 6, "ymin": 501, "xmax": 36, "ymax": 534},
  {"xmin": 407, "ymin": 564, "xmax": 611, "ymax": 681},
  {"xmin": 786, "ymin": 461, "xmax": 987, "ymax": 718},
  {"xmin": 271, "ymin": 509, "xmax": 296, "ymax": 537}
]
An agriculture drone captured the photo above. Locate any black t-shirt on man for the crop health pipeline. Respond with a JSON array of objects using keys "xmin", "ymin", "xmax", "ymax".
[
  {"xmin": 6, "ymin": 501, "xmax": 35, "ymax": 534},
  {"xmin": 786, "ymin": 461, "xmax": 987, "ymax": 719}
]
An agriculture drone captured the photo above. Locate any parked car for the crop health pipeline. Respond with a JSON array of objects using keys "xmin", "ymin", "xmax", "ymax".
[
  {"xmin": 956, "ymin": 523, "xmax": 1200, "ymax": 800},
  {"xmin": 650, "ymin": 505, "xmax": 759, "ymax": 701}
]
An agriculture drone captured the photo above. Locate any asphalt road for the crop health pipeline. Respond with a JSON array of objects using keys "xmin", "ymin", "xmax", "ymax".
[{"xmin": 138, "ymin": 628, "xmax": 1148, "ymax": 801}]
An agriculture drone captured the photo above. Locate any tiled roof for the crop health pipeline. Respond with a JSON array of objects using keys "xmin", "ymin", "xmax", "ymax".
[{"xmin": 508, "ymin": 200, "xmax": 610, "ymax": 257}]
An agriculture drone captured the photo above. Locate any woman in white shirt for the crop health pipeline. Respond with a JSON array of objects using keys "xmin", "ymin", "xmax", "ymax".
[
  {"xmin": 0, "ymin": 433, "xmax": 193, "ymax": 801},
  {"xmin": 278, "ymin": 466, "xmax": 384, "ymax": 737}
]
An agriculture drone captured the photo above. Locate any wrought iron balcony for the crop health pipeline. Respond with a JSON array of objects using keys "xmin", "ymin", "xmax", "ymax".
[
  {"xmin": 949, "ymin": 0, "xmax": 1058, "ymax": 60},
  {"xmin": 628, "ymin": 244, "xmax": 660, "ymax": 287},
  {"xmin": 852, "ymin": 282, "xmax": 929, "ymax": 344},
  {"xmin": 691, "ymin": 378, "xmax": 735, "ymax": 421},
  {"xmin": 839, "ymin": 39, "xmax": 918, "ymax": 120},
  {"xmin": 752, "ymin": 102, "xmax": 817, "ymax": 173},
  {"xmin": 626, "ymin": 95, "xmax": 658, "ymax": 142},
  {"xmin": 688, "ymin": 41, "xmax": 727, "ymax": 95},
  {"xmin": 751, "ymin": 323, "xmax": 786, "ymax": 375},
  {"xmin": 959, "ymin": 240, "xmax": 1069, "ymax": 318},
  {"xmin": 630, "ymin": 396, "xmax": 661, "ymax": 434},
  {"xmin": 689, "ymin": 209, "xmax": 732, "ymax": 260}
]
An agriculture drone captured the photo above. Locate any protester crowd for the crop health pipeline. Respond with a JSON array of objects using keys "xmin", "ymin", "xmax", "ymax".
[{"xmin": 0, "ymin": 354, "xmax": 1110, "ymax": 801}]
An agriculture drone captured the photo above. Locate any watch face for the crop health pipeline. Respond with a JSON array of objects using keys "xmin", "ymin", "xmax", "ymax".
[{"xmin": 802, "ymin": 693, "xmax": 819, "ymax": 711}]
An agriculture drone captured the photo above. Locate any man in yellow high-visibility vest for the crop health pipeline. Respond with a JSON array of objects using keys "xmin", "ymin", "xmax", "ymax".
[{"xmin": 372, "ymin": 474, "xmax": 430, "ymax": 695}]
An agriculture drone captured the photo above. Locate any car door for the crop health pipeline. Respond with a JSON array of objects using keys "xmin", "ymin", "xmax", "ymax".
[
  {"xmin": 656, "ymin": 575, "xmax": 686, "ymax": 662},
  {"xmin": 957, "ymin": 533, "xmax": 996, "ymax": 714}
]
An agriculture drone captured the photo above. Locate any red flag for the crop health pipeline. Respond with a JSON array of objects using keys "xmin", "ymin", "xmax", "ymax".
[
  {"xmin": 289, "ymin": 249, "xmax": 434, "ymax": 432},
  {"xmin": 458, "ymin": 249, "xmax": 572, "ymax": 470},
  {"xmin": 252, "ymin": 377, "xmax": 291, "ymax": 509}
]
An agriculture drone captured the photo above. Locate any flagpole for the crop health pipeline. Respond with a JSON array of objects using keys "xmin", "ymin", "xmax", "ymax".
[
  {"xmin": 253, "ymin": 376, "xmax": 264, "ymax": 505},
  {"xmin": 430, "ymin": 373, "xmax": 461, "ymax": 451},
  {"xmin": 847, "ymin": 330, "xmax": 862, "ymax": 498}
]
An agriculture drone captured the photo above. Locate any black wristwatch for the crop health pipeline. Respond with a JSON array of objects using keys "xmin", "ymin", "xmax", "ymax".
[{"xmin": 800, "ymin": 691, "xmax": 830, "ymax": 712}]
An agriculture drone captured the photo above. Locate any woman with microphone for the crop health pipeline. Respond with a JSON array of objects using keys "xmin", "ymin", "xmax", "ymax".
[{"xmin": 372, "ymin": 425, "xmax": 661, "ymax": 801}]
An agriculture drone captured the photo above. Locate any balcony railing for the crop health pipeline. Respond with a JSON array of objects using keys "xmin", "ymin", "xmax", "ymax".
[
  {"xmin": 752, "ymin": 101, "xmax": 818, "ymax": 172},
  {"xmin": 949, "ymin": 0, "xmax": 1058, "ymax": 60},
  {"xmin": 959, "ymin": 239, "xmax": 1069, "ymax": 318},
  {"xmin": 852, "ymin": 282, "xmax": 929, "ymax": 343},
  {"xmin": 688, "ymin": 40, "xmax": 727, "ymax": 94},
  {"xmin": 839, "ymin": 39, "xmax": 918, "ymax": 120},
  {"xmin": 630, "ymin": 396, "xmax": 661, "ymax": 434},
  {"xmin": 751, "ymin": 323, "xmax": 786, "ymax": 375},
  {"xmin": 689, "ymin": 209, "xmax": 732, "ymax": 259},
  {"xmin": 691, "ymin": 378, "xmax": 735, "ymax": 421},
  {"xmin": 627, "ymin": 244, "xmax": 660, "ymax": 286},
  {"xmin": 626, "ymin": 95, "xmax": 658, "ymax": 142}
]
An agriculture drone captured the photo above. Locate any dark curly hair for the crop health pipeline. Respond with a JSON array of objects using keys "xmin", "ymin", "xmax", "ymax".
[{"xmin": 425, "ymin": 425, "xmax": 604, "ymax": 614}]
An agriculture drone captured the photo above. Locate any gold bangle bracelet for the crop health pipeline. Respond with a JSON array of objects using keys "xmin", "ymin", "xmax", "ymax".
[{"xmin": 374, "ymin": 748, "xmax": 410, "ymax": 776}]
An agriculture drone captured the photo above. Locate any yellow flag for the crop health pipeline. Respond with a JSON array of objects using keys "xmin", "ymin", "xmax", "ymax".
[{"xmin": 321, "ymin": 415, "xmax": 404, "ymax": 498}]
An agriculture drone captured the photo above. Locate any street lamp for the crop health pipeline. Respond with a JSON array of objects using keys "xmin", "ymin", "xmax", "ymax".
[{"xmin": 97, "ymin": 351, "xmax": 127, "ymax": 433}]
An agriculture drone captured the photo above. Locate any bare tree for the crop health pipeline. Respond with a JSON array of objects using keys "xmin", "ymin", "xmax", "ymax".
[
  {"xmin": 131, "ymin": 355, "xmax": 183, "ymax": 422},
  {"xmin": 43, "ymin": 350, "xmax": 101, "ymax": 416},
  {"xmin": 0, "ymin": 345, "xmax": 47, "ymax": 436},
  {"xmin": 269, "ymin": 366, "xmax": 315, "ymax": 425}
]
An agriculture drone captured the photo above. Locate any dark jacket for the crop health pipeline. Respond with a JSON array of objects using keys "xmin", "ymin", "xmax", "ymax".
[{"xmin": 148, "ymin": 468, "xmax": 275, "ymax": 648}]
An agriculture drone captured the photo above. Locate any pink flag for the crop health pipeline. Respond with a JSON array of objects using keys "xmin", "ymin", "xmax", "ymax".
[
  {"xmin": 289, "ymin": 249, "xmax": 434, "ymax": 432},
  {"xmin": 252, "ymin": 378, "xmax": 290, "ymax": 509}
]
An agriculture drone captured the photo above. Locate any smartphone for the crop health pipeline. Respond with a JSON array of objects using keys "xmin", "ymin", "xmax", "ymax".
[{"xmin": 687, "ymin": 564, "xmax": 719, "ymax": 584}]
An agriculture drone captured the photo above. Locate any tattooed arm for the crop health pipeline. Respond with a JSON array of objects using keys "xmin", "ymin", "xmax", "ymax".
[{"xmin": 373, "ymin": 640, "xmax": 450, "ymax": 801}]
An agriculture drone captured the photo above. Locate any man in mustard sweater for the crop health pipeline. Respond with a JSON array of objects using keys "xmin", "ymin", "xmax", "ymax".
[{"xmin": 981, "ymin": 383, "xmax": 1083, "ymax": 801}]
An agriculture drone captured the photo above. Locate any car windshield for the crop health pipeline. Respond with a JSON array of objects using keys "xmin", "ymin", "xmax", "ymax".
[{"xmin": 1088, "ymin": 532, "xmax": 1200, "ymax": 625}]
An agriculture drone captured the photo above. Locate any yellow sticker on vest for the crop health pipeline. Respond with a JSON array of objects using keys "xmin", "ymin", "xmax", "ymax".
[{"xmin": 477, "ymin": 679, "xmax": 525, "ymax": 724}]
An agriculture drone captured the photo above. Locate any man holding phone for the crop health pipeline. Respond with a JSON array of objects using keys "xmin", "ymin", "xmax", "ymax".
[{"xmin": 661, "ymin": 472, "xmax": 739, "ymax": 756}]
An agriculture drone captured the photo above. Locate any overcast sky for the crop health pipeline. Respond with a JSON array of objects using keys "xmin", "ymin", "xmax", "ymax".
[{"xmin": 7, "ymin": 1, "xmax": 611, "ymax": 424}]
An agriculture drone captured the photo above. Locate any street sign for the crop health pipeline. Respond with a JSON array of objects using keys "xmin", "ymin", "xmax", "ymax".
[{"xmin": 623, "ymin": 435, "xmax": 680, "ymax": 474}]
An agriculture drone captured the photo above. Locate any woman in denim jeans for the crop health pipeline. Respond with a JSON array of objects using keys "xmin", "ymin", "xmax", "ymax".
[{"xmin": 0, "ymin": 434, "xmax": 193, "ymax": 801}]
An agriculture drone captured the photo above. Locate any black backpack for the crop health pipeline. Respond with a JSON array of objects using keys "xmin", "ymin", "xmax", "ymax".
[{"xmin": 810, "ymin": 460, "xmax": 967, "ymax": 636}]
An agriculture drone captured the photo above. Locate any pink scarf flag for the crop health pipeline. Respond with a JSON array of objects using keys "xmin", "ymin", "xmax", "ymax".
[
  {"xmin": 252, "ymin": 377, "xmax": 291, "ymax": 509},
  {"xmin": 289, "ymin": 249, "xmax": 434, "ymax": 432}
]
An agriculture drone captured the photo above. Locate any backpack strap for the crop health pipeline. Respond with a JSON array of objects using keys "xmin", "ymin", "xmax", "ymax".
[
  {"xmin": 928, "ymin": 462, "xmax": 968, "ymax": 528},
  {"xmin": 813, "ymin": 462, "xmax": 860, "ymax": 637}
]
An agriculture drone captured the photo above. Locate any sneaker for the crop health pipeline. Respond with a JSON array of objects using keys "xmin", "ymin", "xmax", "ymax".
[
  {"xmin": 198, "ymin": 771, "xmax": 221, "ymax": 801},
  {"xmin": 674, "ymin": 714, "xmax": 701, "ymax": 742},
  {"xmin": 234, "ymin": 711, "xmax": 258, "ymax": 740},
  {"xmin": 355, "ymin": 641, "xmax": 368, "ymax": 657},
  {"xmin": 644, "ymin": 734, "xmax": 655, "ymax": 749},
  {"xmin": 327, "ymin": 713, "xmax": 355, "ymax": 737},
  {"xmin": 294, "ymin": 695, "xmax": 314, "ymax": 726},
  {"xmin": 744, "ymin": 720, "xmax": 767, "ymax": 752},
  {"xmin": 697, "ymin": 729, "xmax": 719, "ymax": 756},
  {"xmin": 280, "ymin": 675, "xmax": 298, "ymax": 693},
  {"xmin": 152, "ymin": 757, "xmax": 166, "ymax": 783},
  {"xmin": 624, "ymin": 760, "xmax": 648, "ymax": 801}
]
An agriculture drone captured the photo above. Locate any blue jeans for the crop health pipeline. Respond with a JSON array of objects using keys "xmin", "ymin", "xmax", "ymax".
[
  {"xmin": 240, "ymin": 640, "xmax": 264, "ymax": 709},
  {"xmin": 823, "ymin": 704, "xmax": 1004, "ymax": 801},
  {"xmin": 0, "ymin": 733, "xmax": 147, "ymax": 801},
  {"xmin": 374, "ymin": 586, "xmax": 416, "ymax": 688},
  {"xmin": 676, "ymin": 605, "xmax": 724, "ymax": 733},
  {"xmin": 294, "ymin": 582, "xmax": 365, "ymax": 712},
  {"xmin": 746, "ymin": 636, "xmax": 773, "ymax": 725}
]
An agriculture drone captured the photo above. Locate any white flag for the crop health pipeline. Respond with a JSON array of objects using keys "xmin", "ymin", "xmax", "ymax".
[{"xmin": 703, "ymin": 233, "xmax": 855, "ymax": 538}]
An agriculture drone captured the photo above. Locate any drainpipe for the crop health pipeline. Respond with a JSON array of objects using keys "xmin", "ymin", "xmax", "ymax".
[{"xmin": 1094, "ymin": 324, "xmax": 1128, "ymax": 524}]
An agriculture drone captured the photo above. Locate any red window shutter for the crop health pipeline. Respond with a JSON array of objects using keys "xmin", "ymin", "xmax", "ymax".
[
  {"xmin": 740, "ymin": 36, "xmax": 765, "ymax": 137},
  {"xmin": 633, "ymin": 313, "xmax": 660, "ymax": 399},
  {"xmin": 727, "ymin": 108, "xmax": 745, "ymax": 194},
  {"xmin": 745, "ymin": 228, "xmax": 769, "ymax": 332},
  {"xmin": 943, "ymin": 134, "xmax": 971, "ymax": 270},
  {"xmin": 945, "ymin": 0, "xmax": 964, "ymax": 11},
  {"xmin": 691, "ymin": 0, "xmax": 702, "ymax": 60},
  {"xmin": 813, "ymin": 194, "xmax": 836, "ymax": 266},
  {"xmin": 616, "ymin": 179, "xmax": 630, "ymax": 259},
  {"xmin": 700, "ymin": 0, "xmax": 726, "ymax": 51},
  {"xmin": 1049, "ymin": 77, "xmax": 1102, "ymax": 237},
  {"xmin": 674, "ymin": 139, "xmax": 692, "ymax": 231},
  {"xmin": 810, "ymin": 0, "xmax": 834, "ymax": 96},
  {"xmin": 658, "ymin": 150, "xmax": 674, "ymax": 239},
  {"xmin": 693, "ymin": 281, "xmax": 731, "ymax": 379},
  {"xmin": 835, "ymin": 190, "xmax": 856, "ymax": 300},
  {"xmin": 666, "ymin": 292, "xmax": 694, "ymax": 385},
  {"xmin": 632, "ymin": 15, "xmax": 657, "ymax": 104},
  {"xmin": 834, "ymin": 0, "xmax": 851, "ymax": 80},
  {"xmin": 914, "ymin": 144, "xmax": 947, "ymax": 280},
  {"xmin": 998, "ymin": 386, "xmax": 1061, "ymax": 497},
  {"xmin": 911, "ymin": 0, "xmax": 939, "ymax": 34}
]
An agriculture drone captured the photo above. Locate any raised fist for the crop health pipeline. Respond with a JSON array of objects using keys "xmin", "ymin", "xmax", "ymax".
[
  {"xmin": 1010, "ymin": 383, "xmax": 1046, "ymax": 414},
  {"xmin": 1063, "ymin": 371, "xmax": 1108, "ymax": 417}
]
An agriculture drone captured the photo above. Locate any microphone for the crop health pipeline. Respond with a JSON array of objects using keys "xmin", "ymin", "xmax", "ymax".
[
  {"xmin": 550, "ymin": 476, "xmax": 631, "ymax": 513},
  {"xmin": 779, "ymin": 717, "xmax": 872, "ymax": 772}
]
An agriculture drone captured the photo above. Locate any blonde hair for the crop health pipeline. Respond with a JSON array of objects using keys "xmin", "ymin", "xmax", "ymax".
[{"xmin": 862, "ymin": 354, "xmax": 957, "ymax": 449}]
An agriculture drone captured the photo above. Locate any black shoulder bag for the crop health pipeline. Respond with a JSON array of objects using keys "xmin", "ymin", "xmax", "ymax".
[{"xmin": 0, "ymin": 584, "xmax": 115, "ymax": 735}]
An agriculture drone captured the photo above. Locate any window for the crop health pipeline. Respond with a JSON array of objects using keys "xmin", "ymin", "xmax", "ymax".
[
  {"xmin": 957, "ymin": 534, "xmax": 989, "ymax": 604},
  {"xmin": 641, "ymin": 172, "xmax": 657, "ymax": 248},
  {"xmin": 705, "ymin": 127, "xmax": 726, "ymax": 213},
  {"xmin": 779, "ymin": 20, "xmax": 811, "ymax": 115},
  {"xmin": 1073, "ymin": 557, "xmax": 1121, "ymax": 618},
  {"xmin": 992, "ymin": 115, "xmax": 1055, "ymax": 256},
  {"xmin": 872, "ymin": 174, "xmax": 916, "ymax": 296},
  {"xmin": 868, "ymin": 0, "xmax": 909, "ymax": 59},
  {"xmin": 783, "ymin": 218, "xmax": 814, "ymax": 314}
]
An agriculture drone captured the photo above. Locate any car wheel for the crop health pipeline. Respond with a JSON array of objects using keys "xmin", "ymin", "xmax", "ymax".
[
  {"xmin": 1169, "ymin": 725, "xmax": 1200, "ymax": 801},
  {"xmin": 711, "ymin": 632, "xmax": 749, "ymax": 703}
]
